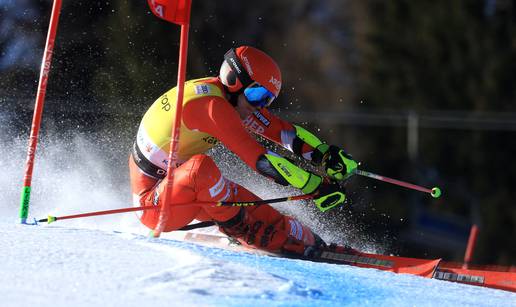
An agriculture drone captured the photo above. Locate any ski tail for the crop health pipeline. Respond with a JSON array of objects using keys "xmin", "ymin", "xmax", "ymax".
[{"xmin": 435, "ymin": 262, "xmax": 516, "ymax": 292}]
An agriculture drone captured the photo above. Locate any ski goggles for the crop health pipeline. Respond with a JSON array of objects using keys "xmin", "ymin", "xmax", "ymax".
[{"xmin": 243, "ymin": 83, "xmax": 276, "ymax": 108}]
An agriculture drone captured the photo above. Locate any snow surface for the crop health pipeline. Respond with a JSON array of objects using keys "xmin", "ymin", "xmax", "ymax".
[
  {"xmin": 1, "ymin": 220, "xmax": 515, "ymax": 307},
  {"xmin": 2, "ymin": 118, "xmax": 516, "ymax": 306}
]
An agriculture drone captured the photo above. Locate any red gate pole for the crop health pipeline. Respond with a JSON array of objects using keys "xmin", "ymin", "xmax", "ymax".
[
  {"xmin": 463, "ymin": 224, "xmax": 479, "ymax": 269},
  {"xmin": 148, "ymin": 0, "xmax": 193, "ymax": 237},
  {"xmin": 19, "ymin": 0, "xmax": 63, "ymax": 224}
]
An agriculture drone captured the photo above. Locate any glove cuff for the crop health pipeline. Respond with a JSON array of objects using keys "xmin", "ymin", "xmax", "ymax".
[{"xmin": 311, "ymin": 144, "xmax": 330, "ymax": 165}]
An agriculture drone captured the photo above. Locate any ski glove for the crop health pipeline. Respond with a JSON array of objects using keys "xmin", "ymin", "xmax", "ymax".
[
  {"xmin": 314, "ymin": 144, "xmax": 358, "ymax": 181},
  {"xmin": 313, "ymin": 181, "xmax": 346, "ymax": 212}
]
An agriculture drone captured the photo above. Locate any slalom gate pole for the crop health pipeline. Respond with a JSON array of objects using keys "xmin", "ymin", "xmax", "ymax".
[
  {"xmin": 462, "ymin": 224, "xmax": 479, "ymax": 269},
  {"xmin": 354, "ymin": 169, "xmax": 442, "ymax": 198},
  {"xmin": 19, "ymin": 0, "xmax": 63, "ymax": 224},
  {"xmin": 151, "ymin": 0, "xmax": 193, "ymax": 238},
  {"xmin": 37, "ymin": 194, "xmax": 313, "ymax": 224}
]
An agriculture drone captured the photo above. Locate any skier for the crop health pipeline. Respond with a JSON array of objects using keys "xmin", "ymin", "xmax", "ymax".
[{"xmin": 129, "ymin": 46, "xmax": 358, "ymax": 258}]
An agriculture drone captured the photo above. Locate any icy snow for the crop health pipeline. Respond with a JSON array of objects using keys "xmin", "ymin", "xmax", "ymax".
[{"xmin": 1, "ymin": 220, "xmax": 515, "ymax": 307}]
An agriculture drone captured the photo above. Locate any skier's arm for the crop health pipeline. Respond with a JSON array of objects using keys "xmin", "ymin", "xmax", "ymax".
[
  {"xmin": 256, "ymin": 152, "xmax": 346, "ymax": 212},
  {"xmin": 183, "ymin": 97, "xmax": 267, "ymax": 169},
  {"xmin": 183, "ymin": 98, "xmax": 345, "ymax": 211},
  {"xmin": 244, "ymin": 109, "xmax": 350, "ymax": 163},
  {"xmin": 245, "ymin": 109, "xmax": 358, "ymax": 180},
  {"xmin": 242, "ymin": 109, "xmax": 320, "ymax": 160}
]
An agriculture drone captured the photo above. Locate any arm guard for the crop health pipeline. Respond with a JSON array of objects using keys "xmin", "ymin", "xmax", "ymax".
[
  {"xmin": 256, "ymin": 152, "xmax": 322, "ymax": 194},
  {"xmin": 292, "ymin": 125, "xmax": 329, "ymax": 165}
]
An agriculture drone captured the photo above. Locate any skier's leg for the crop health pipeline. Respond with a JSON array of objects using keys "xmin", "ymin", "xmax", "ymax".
[
  {"xmin": 129, "ymin": 155, "xmax": 166, "ymax": 229},
  {"xmin": 130, "ymin": 153, "xmax": 324, "ymax": 255},
  {"xmin": 129, "ymin": 154, "xmax": 210, "ymax": 231},
  {"xmin": 207, "ymin": 183, "xmax": 324, "ymax": 256}
]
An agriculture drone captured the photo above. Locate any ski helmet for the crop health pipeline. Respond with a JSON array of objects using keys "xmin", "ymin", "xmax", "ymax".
[{"xmin": 219, "ymin": 46, "xmax": 282, "ymax": 107}]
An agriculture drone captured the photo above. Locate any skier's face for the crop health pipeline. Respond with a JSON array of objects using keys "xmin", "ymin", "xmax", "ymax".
[{"xmin": 235, "ymin": 93, "xmax": 260, "ymax": 119}]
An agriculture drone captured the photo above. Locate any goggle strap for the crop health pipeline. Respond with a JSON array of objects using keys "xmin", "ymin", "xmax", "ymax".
[{"xmin": 224, "ymin": 48, "xmax": 254, "ymax": 90}]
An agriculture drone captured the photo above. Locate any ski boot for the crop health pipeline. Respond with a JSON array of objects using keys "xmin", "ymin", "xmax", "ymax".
[{"xmin": 303, "ymin": 236, "xmax": 361, "ymax": 260}]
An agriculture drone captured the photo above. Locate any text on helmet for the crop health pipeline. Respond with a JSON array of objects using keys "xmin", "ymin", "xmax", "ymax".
[
  {"xmin": 241, "ymin": 56, "xmax": 254, "ymax": 76},
  {"xmin": 269, "ymin": 76, "xmax": 281, "ymax": 91},
  {"xmin": 229, "ymin": 58, "xmax": 242, "ymax": 74}
]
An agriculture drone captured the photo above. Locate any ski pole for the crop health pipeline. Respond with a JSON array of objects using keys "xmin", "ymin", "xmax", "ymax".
[
  {"xmin": 37, "ymin": 194, "xmax": 314, "ymax": 224},
  {"xmin": 37, "ymin": 205, "xmax": 159, "ymax": 224},
  {"xmin": 216, "ymin": 193, "xmax": 314, "ymax": 207},
  {"xmin": 354, "ymin": 169, "xmax": 442, "ymax": 198}
]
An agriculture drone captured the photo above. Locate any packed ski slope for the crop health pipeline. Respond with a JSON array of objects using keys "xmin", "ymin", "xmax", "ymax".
[
  {"xmin": 1, "ymin": 121, "xmax": 515, "ymax": 306},
  {"xmin": 1, "ymin": 220, "xmax": 515, "ymax": 307}
]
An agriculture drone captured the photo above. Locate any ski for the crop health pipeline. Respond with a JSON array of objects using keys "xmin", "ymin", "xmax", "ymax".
[
  {"xmin": 178, "ymin": 230, "xmax": 516, "ymax": 292},
  {"xmin": 435, "ymin": 262, "xmax": 516, "ymax": 292},
  {"xmin": 319, "ymin": 250, "xmax": 441, "ymax": 278}
]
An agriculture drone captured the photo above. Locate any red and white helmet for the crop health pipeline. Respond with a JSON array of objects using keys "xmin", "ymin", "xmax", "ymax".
[{"xmin": 219, "ymin": 46, "xmax": 282, "ymax": 99}]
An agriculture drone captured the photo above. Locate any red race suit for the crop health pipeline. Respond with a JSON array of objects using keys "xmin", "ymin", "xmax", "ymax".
[{"xmin": 130, "ymin": 77, "xmax": 321, "ymax": 255}]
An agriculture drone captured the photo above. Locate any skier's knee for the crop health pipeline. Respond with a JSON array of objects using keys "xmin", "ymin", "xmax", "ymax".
[{"xmin": 186, "ymin": 154, "xmax": 229, "ymax": 200}]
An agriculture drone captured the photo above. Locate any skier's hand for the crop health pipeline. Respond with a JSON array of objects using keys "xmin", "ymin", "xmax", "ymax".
[
  {"xmin": 313, "ymin": 181, "xmax": 346, "ymax": 212},
  {"xmin": 317, "ymin": 145, "xmax": 357, "ymax": 181}
]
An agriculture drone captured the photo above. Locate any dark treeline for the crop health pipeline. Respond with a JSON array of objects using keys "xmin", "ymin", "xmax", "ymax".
[{"xmin": 1, "ymin": 0, "xmax": 515, "ymax": 264}]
